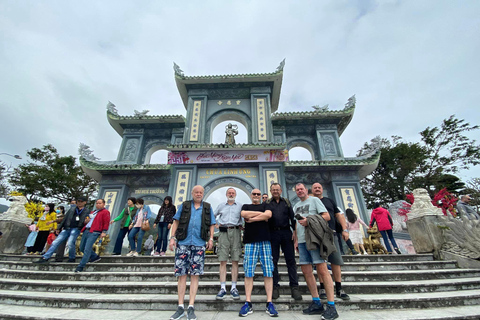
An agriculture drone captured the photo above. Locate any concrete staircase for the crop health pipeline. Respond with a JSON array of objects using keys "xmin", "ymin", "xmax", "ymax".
[{"xmin": 0, "ymin": 253, "xmax": 479, "ymax": 319}]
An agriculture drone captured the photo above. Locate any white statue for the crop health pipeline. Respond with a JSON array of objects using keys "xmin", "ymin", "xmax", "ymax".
[
  {"xmin": 345, "ymin": 94, "xmax": 356, "ymax": 108},
  {"xmin": 78, "ymin": 143, "xmax": 100, "ymax": 161},
  {"xmin": 173, "ymin": 62, "xmax": 184, "ymax": 77},
  {"xmin": 312, "ymin": 104, "xmax": 329, "ymax": 112},
  {"xmin": 106, "ymin": 101, "xmax": 119, "ymax": 116},
  {"xmin": 0, "ymin": 196, "xmax": 31, "ymax": 223},
  {"xmin": 407, "ymin": 188, "xmax": 444, "ymax": 220},
  {"xmin": 134, "ymin": 110, "xmax": 150, "ymax": 116},
  {"xmin": 276, "ymin": 58, "xmax": 286, "ymax": 72}
]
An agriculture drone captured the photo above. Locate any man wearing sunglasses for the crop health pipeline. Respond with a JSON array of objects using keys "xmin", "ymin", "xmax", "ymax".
[{"xmin": 239, "ymin": 189, "xmax": 278, "ymax": 317}]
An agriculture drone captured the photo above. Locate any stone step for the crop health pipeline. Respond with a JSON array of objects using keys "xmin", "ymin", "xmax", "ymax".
[
  {"xmin": 0, "ymin": 289, "xmax": 479, "ymax": 311},
  {"xmin": 1, "ymin": 305, "xmax": 480, "ymax": 320},
  {"xmin": 1, "ymin": 267, "xmax": 478, "ymax": 283},
  {"xmin": 0, "ymin": 253, "xmax": 435, "ymax": 263},
  {"xmin": 0, "ymin": 259, "xmax": 458, "ymax": 272},
  {"xmin": 1, "ymin": 277, "xmax": 479, "ymax": 295}
]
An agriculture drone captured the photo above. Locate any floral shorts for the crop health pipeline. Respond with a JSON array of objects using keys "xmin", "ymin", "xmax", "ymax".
[{"xmin": 174, "ymin": 245, "xmax": 206, "ymax": 276}]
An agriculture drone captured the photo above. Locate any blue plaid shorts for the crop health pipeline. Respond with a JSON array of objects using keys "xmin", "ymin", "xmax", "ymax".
[
  {"xmin": 174, "ymin": 245, "xmax": 206, "ymax": 276},
  {"xmin": 243, "ymin": 241, "xmax": 274, "ymax": 278}
]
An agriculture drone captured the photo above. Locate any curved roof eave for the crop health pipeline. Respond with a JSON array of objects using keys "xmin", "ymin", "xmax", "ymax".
[
  {"xmin": 272, "ymin": 106, "xmax": 355, "ymax": 136},
  {"xmin": 107, "ymin": 111, "xmax": 186, "ymax": 137}
]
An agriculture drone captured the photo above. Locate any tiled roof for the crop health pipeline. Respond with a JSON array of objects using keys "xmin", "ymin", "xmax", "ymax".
[{"xmin": 80, "ymin": 157, "xmax": 170, "ymax": 173}]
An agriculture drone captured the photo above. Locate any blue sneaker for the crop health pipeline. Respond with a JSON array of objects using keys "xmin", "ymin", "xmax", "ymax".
[
  {"xmin": 239, "ymin": 302, "xmax": 253, "ymax": 317},
  {"xmin": 231, "ymin": 288, "xmax": 240, "ymax": 300},
  {"xmin": 216, "ymin": 288, "xmax": 227, "ymax": 300},
  {"xmin": 265, "ymin": 302, "xmax": 278, "ymax": 317}
]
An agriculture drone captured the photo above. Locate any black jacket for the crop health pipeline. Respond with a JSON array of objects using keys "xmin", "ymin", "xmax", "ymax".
[{"xmin": 58, "ymin": 205, "xmax": 90, "ymax": 230}]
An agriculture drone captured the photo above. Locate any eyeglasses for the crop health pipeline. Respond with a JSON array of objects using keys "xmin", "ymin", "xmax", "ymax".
[{"xmin": 251, "ymin": 193, "xmax": 261, "ymax": 196}]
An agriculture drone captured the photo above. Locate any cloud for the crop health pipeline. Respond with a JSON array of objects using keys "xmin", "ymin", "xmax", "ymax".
[{"xmin": 0, "ymin": 0, "xmax": 479, "ymax": 195}]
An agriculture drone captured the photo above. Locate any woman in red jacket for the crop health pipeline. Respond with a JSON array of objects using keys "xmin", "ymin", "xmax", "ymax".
[{"xmin": 369, "ymin": 203, "xmax": 401, "ymax": 254}]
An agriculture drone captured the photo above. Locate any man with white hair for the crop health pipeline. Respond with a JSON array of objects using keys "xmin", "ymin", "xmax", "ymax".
[
  {"xmin": 169, "ymin": 185, "xmax": 216, "ymax": 320},
  {"xmin": 214, "ymin": 187, "xmax": 243, "ymax": 300}
]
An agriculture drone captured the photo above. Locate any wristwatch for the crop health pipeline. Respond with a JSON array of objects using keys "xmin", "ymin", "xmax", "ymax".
[
  {"xmin": 343, "ymin": 229, "xmax": 349, "ymax": 233},
  {"xmin": 170, "ymin": 236, "xmax": 177, "ymax": 241}
]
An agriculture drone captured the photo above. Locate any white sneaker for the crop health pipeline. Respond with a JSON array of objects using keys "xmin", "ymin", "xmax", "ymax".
[
  {"xmin": 133, "ymin": 252, "xmax": 139, "ymax": 257},
  {"xmin": 126, "ymin": 251, "xmax": 135, "ymax": 257}
]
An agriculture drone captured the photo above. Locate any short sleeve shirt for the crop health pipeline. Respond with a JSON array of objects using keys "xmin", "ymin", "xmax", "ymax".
[{"xmin": 293, "ymin": 196, "xmax": 327, "ymax": 244}]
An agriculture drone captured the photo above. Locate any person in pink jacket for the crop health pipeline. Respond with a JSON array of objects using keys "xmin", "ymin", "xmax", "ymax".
[{"xmin": 369, "ymin": 203, "xmax": 401, "ymax": 254}]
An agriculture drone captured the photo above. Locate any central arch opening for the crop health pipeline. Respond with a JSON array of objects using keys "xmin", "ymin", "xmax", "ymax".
[
  {"xmin": 207, "ymin": 111, "xmax": 250, "ymax": 144},
  {"xmin": 204, "ymin": 186, "xmax": 251, "ymax": 211},
  {"xmin": 212, "ymin": 121, "xmax": 248, "ymax": 144}
]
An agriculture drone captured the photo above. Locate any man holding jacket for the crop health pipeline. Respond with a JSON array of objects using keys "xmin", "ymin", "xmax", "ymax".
[{"xmin": 293, "ymin": 183, "xmax": 338, "ymax": 320}]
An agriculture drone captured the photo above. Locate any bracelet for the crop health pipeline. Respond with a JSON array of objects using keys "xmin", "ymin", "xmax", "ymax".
[
  {"xmin": 209, "ymin": 238, "xmax": 214, "ymax": 241},
  {"xmin": 170, "ymin": 236, "xmax": 176, "ymax": 241},
  {"xmin": 343, "ymin": 229, "xmax": 349, "ymax": 233}
]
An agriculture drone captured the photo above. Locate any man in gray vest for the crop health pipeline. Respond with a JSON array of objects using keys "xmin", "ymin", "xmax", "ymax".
[
  {"xmin": 214, "ymin": 187, "xmax": 243, "ymax": 300},
  {"xmin": 168, "ymin": 185, "xmax": 216, "ymax": 320}
]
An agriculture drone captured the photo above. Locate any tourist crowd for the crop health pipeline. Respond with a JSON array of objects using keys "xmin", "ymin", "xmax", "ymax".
[{"xmin": 14, "ymin": 184, "xmax": 477, "ymax": 320}]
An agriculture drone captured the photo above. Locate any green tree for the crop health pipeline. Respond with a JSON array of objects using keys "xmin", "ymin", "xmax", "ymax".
[
  {"xmin": 358, "ymin": 137, "xmax": 427, "ymax": 207},
  {"xmin": 359, "ymin": 115, "xmax": 480, "ymax": 208},
  {"xmin": 415, "ymin": 115, "xmax": 480, "ymax": 191},
  {"xmin": 463, "ymin": 178, "xmax": 480, "ymax": 213},
  {"xmin": 0, "ymin": 161, "xmax": 11, "ymax": 198},
  {"xmin": 9, "ymin": 144, "xmax": 98, "ymax": 202}
]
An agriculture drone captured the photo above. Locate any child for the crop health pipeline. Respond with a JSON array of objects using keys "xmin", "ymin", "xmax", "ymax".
[
  {"xmin": 45, "ymin": 229, "xmax": 57, "ymax": 253},
  {"xmin": 25, "ymin": 218, "xmax": 38, "ymax": 254},
  {"xmin": 345, "ymin": 208, "xmax": 369, "ymax": 255},
  {"xmin": 144, "ymin": 235, "xmax": 155, "ymax": 256}
]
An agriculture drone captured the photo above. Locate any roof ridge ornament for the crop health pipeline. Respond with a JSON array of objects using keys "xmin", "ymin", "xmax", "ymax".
[
  {"xmin": 345, "ymin": 94, "xmax": 356, "ymax": 109},
  {"xmin": 173, "ymin": 62, "xmax": 184, "ymax": 77},
  {"xmin": 106, "ymin": 101, "xmax": 119, "ymax": 116},
  {"xmin": 134, "ymin": 109, "xmax": 150, "ymax": 117},
  {"xmin": 78, "ymin": 143, "xmax": 100, "ymax": 161},
  {"xmin": 312, "ymin": 104, "xmax": 329, "ymax": 112},
  {"xmin": 276, "ymin": 58, "xmax": 286, "ymax": 73}
]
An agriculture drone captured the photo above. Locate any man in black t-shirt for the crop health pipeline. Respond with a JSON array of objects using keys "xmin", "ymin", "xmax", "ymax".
[
  {"xmin": 312, "ymin": 183, "xmax": 351, "ymax": 301},
  {"xmin": 238, "ymin": 188, "xmax": 278, "ymax": 317}
]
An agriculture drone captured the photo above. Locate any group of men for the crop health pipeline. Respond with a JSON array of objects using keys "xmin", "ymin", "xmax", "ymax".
[{"xmin": 169, "ymin": 182, "xmax": 347, "ymax": 320}]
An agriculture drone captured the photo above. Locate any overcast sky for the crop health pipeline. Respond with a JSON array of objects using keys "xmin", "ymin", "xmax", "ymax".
[{"xmin": 1, "ymin": 1, "xmax": 479, "ymax": 204}]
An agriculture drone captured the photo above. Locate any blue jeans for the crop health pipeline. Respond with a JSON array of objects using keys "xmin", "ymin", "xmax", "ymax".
[
  {"xmin": 128, "ymin": 227, "xmax": 145, "ymax": 253},
  {"xmin": 77, "ymin": 232, "xmax": 101, "ymax": 270},
  {"xmin": 155, "ymin": 222, "xmax": 169, "ymax": 253},
  {"xmin": 43, "ymin": 228, "xmax": 80, "ymax": 260},
  {"xmin": 79, "ymin": 231, "xmax": 89, "ymax": 253},
  {"xmin": 113, "ymin": 227, "xmax": 130, "ymax": 254},
  {"xmin": 380, "ymin": 229, "xmax": 398, "ymax": 253}
]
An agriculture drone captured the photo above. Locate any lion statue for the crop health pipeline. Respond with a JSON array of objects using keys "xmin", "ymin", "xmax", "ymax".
[
  {"xmin": 0, "ymin": 196, "xmax": 31, "ymax": 224},
  {"xmin": 364, "ymin": 226, "xmax": 388, "ymax": 255}
]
